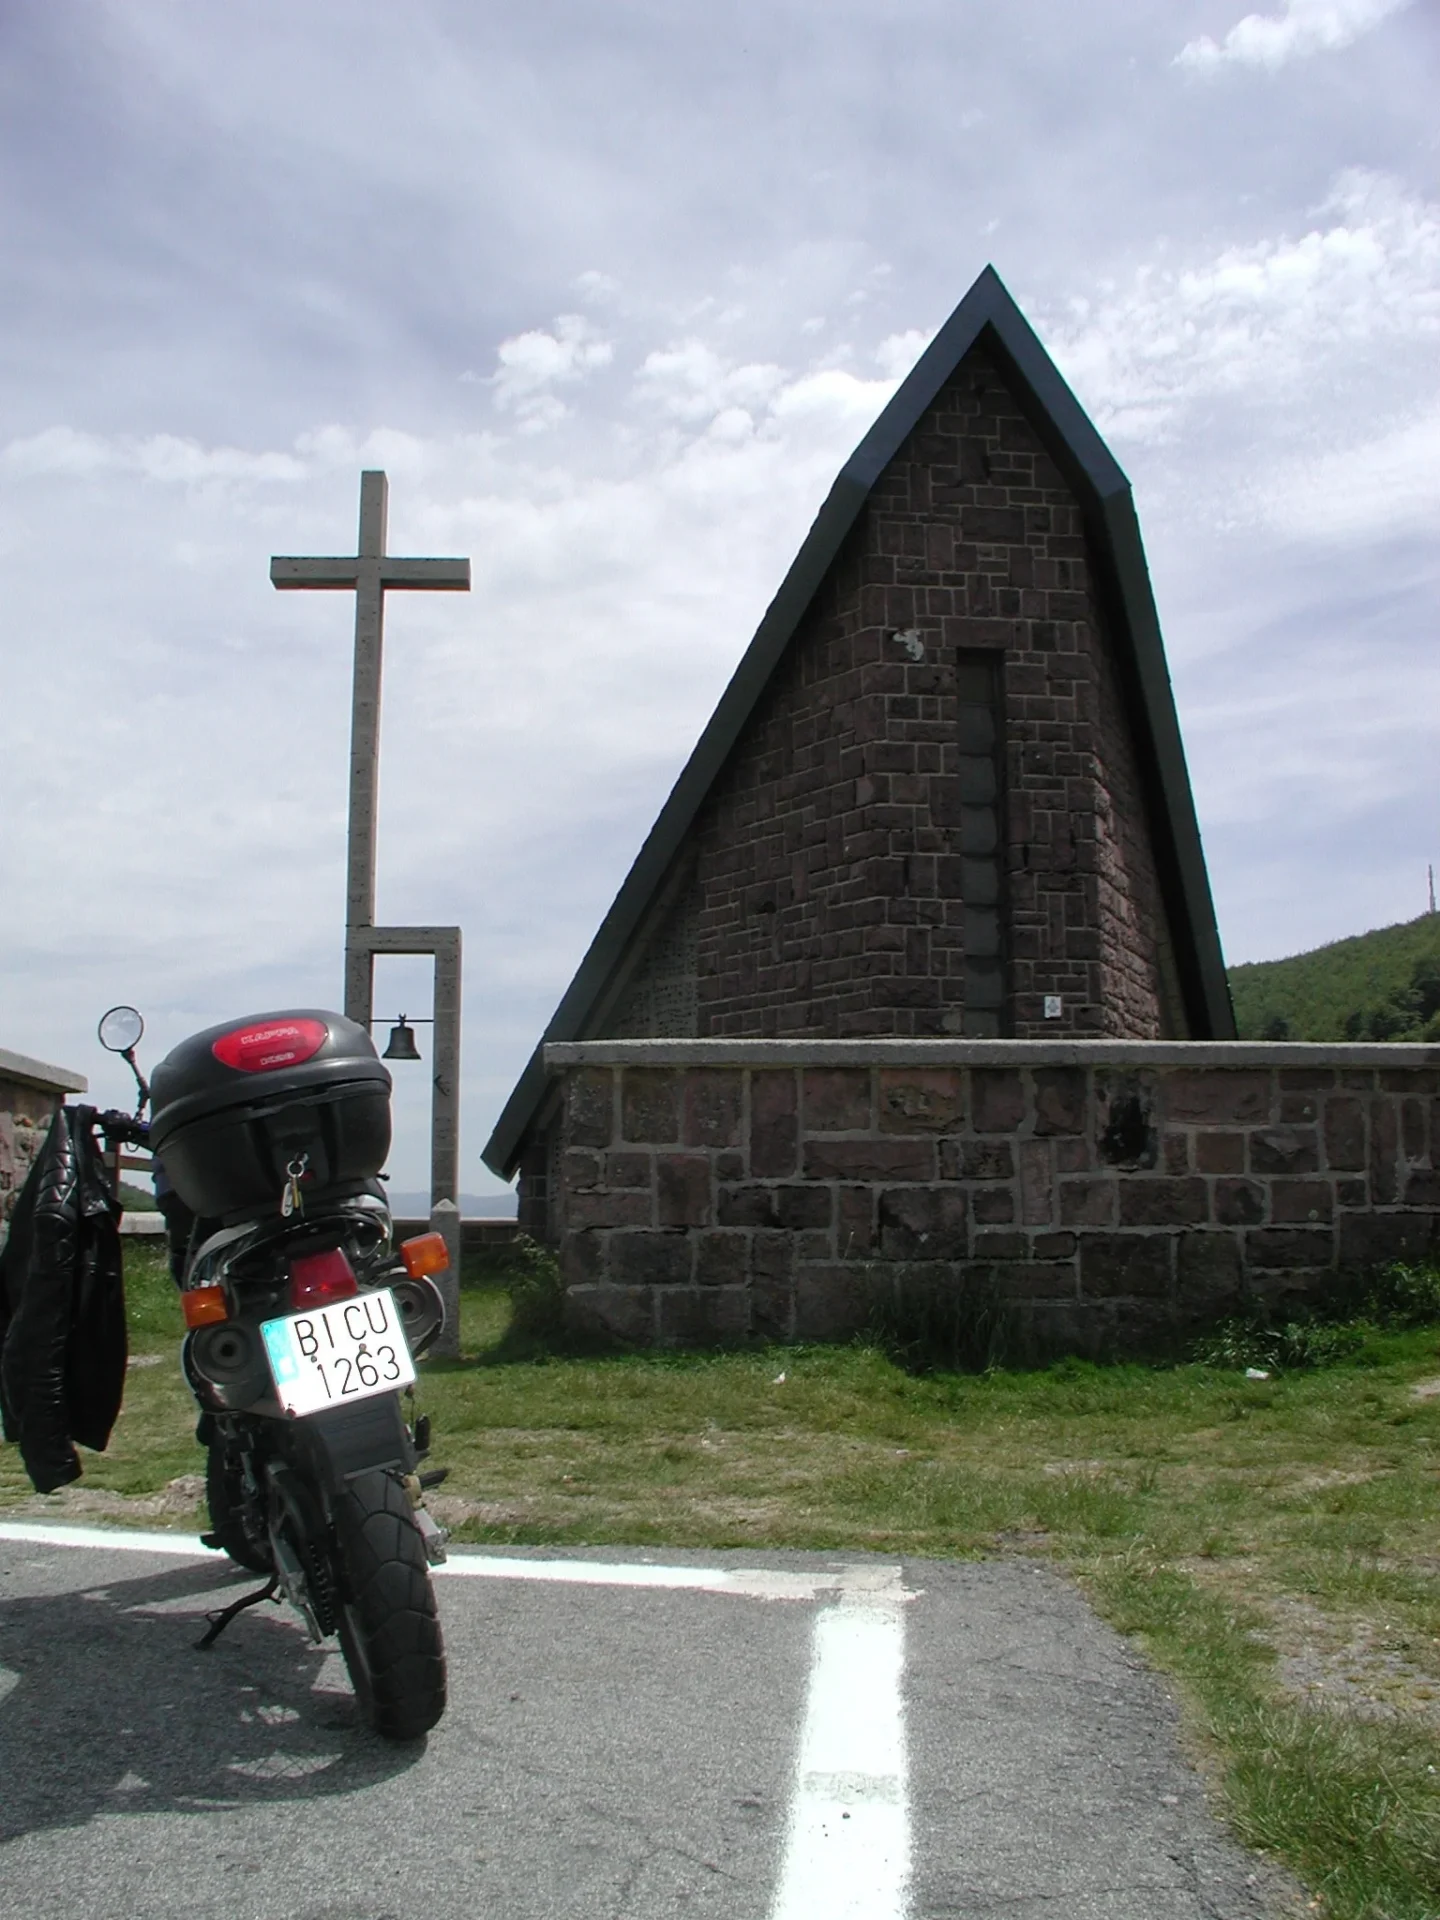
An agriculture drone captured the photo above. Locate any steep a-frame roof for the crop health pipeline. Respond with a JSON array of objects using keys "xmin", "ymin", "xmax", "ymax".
[{"xmin": 484, "ymin": 265, "xmax": 1235, "ymax": 1177}]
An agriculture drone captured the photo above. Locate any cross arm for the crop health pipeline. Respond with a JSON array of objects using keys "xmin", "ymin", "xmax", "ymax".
[
  {"xmin": 380, "ymin": 558, "xmax": 471, "ymax": 591},
  {"xmin": 270, "ymin": 556, "xmax": 363, "ymax": 589}
]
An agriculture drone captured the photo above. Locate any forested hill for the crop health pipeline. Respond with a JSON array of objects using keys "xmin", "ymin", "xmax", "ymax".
[{"xmin": 1228, "ymin": 913, "xmax": 1440, "ymax": 1043}]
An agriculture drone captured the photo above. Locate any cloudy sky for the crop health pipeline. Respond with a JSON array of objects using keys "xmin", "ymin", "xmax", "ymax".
[{"xmin": 2, "ymin": 0, "xmax": 1436, "ymax": 1194}]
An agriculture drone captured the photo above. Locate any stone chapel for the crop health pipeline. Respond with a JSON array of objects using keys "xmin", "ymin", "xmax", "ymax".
[{"xmin": 487, "ymin": 266, "xmax": 1234, "ymax": 1185}]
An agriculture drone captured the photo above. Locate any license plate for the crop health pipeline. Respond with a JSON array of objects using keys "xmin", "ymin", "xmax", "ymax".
[{"xmin": 260, "ymin": 1288, "xmax": 416, "ymax": 1417}]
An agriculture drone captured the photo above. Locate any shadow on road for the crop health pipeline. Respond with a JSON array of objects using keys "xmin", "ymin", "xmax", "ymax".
[{"xmin": 0, "ymin": 1556, "xmax": 420, "ymax": 1844}]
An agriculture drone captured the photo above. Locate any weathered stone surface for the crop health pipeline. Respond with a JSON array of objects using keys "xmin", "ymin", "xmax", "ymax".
[
  {"xmin": 565, "ymin": 1189, "xmax": 652, "ymax": 1230},
  {"xmin": 1249, "ymin": 1127, "xmax": 1319, "ymax": 1176},
  {"xmin": 622, "ymin": 1069, "xmax": 680, "ymax": 1143},
  {"xmin": 1246, "ymin": 1227, "xmax": 1335, "ymax": 1270},
  {"xmin": 1019, "ymin": 1139, "xmax": 1054, "ymax": 1225},
  {"xmin": 750, "ymin": 1070, "xmax": 797, "ymax": 1178},
  {"xmin": 1176, "ymin": 1232, "xmax": 1243, "ymax": 1317},
  {"xmin": 657, "ymin": 1286, "xmax": 749, "ymax": 1345},
  {"xmin": 877, "ymin": 1067, "xmax": 964, "ymax": 1133},
  {"xmin": 1080, "ymin": 1233, "xmax": 1171, "ymax": 1298},
  {"xmin": 1162, "ymin": 1070, "xmax": 1270, "ymax": 1126},
  {"xmin": 1095, "ymin": 1073, "xmax": 1158, "ymax": 1170},
  {"xmin": 559, "ymin": 1229, "xmax": 606, "ymax": 1288},
  {"xmin": 972, "ymin": 1069, "xmax": 1025, "ymax": 1133},
  {"xmin": 565, "ymin": 1285, "xmax": 654, "ymax": 1345},
  {"xmin": 607, "ymin": 1229, "xmax": 692, "ymax": 1287},
  {"xmin": 1117, "ymin": 1177, "xmax": 1208, "ymax": 1227},
  {"xmin": 836, "ymin": 1185, "xmax": 876, "ymax": 1257},
  {"xmin": 1338, "ymin": 1211, "xmax": 1437, "ymax": 1268},
  {"xmin": 752, "ymin": 1231, "xmax": 796, "ymax": 1339},
  {"xmin": 657, "ymin": 1155, "xmax": 711, "ymax": 1227},
  {"xmin": 973, "ymin": 1185, "xmax": 1016, "ymax": 1224},
  {"xmin": 941, "ymin": 1138, "xmax": 1014, "ymax": 1181},
  {"xmin": 803, "ymin": 1137, "xmax": 935, "ymax": 1181},
  {"xmin": 794, "ymin": 1263, "xmax": 881, "ymax": 1341},
  {"xmin": 1214, "ymin": 1178, "xmax": 1265, "ymax": 1226},
  {"xmin": 1271, "ymin": 1179, "xmax": 1333, "ymax": 1223},
  {"xmin": 1059, "ymin": 1178, "xmax": 1116, "ymax": 1226},
  {"xmin": 682, "ymin": 1069, "xmax": 744, "ymax": 1148},
  {"xmin": 718, "ymin": 1183, "xmax": 832, "ymax": 1229},
  {"xmin": 694, "ymin": 1231, "xmax": 749, "ymax": 1287},
  {"xmin": 877, "ymin": 1185, "xmax": 967, "ymax": 1259},
  {"xmin": 1033, "ymin": 1068, "xmax": 1086, "ymax": 1136},
  {"xmin": 1370, "ymin": 1099, "xmax": 1400, "ymax": 1204},
  {"xmin": 564, "ymin": 1149, "xmax": 601, "ymax": 1191},
  {"xmin": 982, "ymin": 1260, "xmax": 1075, "ymax": 1300},
  {"xmin": 1162, "ymin": 1131, "xmax": 1191, "ymax": 1175},
  {"xmin": 567, "ymin": 1068, "xmax": 614, "ymax": 1147},
  {"xmin": 605, "ymin": 1150, "xmax": 651, "ymax": 1188},
  {"xmin": 537, "ymin": 1048, "xmax": 1438, "ymax": 1355},
  {"xmin": 803, "ymin": 1068, "xmax": 872, "ymax": 1131},
  {"xmin": 1195, "ymin": 1131, "xmax": 1244, "ymax": 1175}
]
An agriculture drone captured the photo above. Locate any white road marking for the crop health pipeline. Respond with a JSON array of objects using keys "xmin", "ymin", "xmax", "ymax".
[
  {"xmin": 770, "ymin": 1564, "xmax": 911, "ymax": 1920},
  {"xmin": 0, "ymin": 1521, "xmax": 835, "ymax": 1600}
]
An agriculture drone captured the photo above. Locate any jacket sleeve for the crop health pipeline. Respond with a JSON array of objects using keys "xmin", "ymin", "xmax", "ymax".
[{"xmin": 0, "ymin": 1110, "xmax": 83, "ymax": 1492}]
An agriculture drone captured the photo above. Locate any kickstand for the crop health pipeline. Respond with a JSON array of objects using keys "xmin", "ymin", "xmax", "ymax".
[{"xmin": 194, "ymin": 1576, "xmax": 279, "ymax": 1650}]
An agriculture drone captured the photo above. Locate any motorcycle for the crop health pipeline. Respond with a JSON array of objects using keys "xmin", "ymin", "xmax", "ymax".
[{"xmin": 94, "ymin": 1003, "xmax": 450, "ymax": 1742}]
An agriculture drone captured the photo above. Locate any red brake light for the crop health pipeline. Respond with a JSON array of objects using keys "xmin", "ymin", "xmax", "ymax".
[
  {"xmin": 212, "ymin": 1018, "xmax": 328, "ymax": 1073},
  {"xmin": 289, "ymin": 1248, "xmax": 359, "ymax": 1309}
]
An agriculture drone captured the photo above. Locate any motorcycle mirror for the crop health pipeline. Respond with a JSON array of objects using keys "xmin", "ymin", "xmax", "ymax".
[{"xmin": 98, "ymin": 1005, "xmax": 145, "ymax": 1053}]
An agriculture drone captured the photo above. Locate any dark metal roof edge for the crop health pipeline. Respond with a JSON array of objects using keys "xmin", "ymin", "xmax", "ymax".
[
  {"xmin": 482, "ymin": 266, "xmax": 1230, "ymax": 1174},
  {"xmin": 1094, "ymin": 491, "xmax": 1235, "ymax": 1038}
]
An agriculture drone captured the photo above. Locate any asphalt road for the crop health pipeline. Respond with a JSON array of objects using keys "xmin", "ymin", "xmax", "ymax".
[{"xmin": 0, "ymin": 1524, "xmax": 1295, "ymax": 1920}]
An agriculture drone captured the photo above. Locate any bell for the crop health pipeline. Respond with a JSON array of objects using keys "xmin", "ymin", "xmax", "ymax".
[{"xmin": 382, "ymin": 1017, "xmax": 422, "ymax": 1063}]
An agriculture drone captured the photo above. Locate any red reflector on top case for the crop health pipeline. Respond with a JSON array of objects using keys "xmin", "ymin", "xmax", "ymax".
[{"xmin": 212, "ymin": 1018, "xmax": 328, "ymax": 1072}]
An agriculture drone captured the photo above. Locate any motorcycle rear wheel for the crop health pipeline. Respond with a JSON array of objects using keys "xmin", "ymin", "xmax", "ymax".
[{"xmin": 333, "ymin": 1469, "xmax": 446, "ymax": 1741}]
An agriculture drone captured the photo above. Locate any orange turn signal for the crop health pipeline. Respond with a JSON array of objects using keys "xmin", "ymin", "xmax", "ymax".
[
  {"xmin": 400, "ymin": 1231, "xmax": 450, "ymax": 1278},
  {"xmin": 182, "ymin": 1285, "xmax": 229, "ymax": 1328}
]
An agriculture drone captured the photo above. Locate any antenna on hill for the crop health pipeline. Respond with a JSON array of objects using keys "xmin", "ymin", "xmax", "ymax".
[{"xmin": 1430, "ymin": 864, "xmax": 1437, "ymax": 915}]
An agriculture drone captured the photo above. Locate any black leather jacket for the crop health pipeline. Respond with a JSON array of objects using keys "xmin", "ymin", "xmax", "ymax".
[{"xmin": 0, "ymin": 1107, "xmax": 127, "ymax": 1493}]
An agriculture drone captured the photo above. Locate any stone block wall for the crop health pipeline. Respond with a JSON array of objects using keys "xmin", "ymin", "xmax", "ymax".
[
  {"xmin": 523, "ymin": 1040, "xmax": 1440, "ymax": 1357},
  {"xmin": 0, "ymin": 1051, "xmax": 86, "ymax": 1251}
]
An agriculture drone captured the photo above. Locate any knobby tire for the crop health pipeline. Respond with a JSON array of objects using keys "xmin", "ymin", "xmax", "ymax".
[{"xmin": 333, "ymin": 1469, "xmax": 446, "ymax": 1741}]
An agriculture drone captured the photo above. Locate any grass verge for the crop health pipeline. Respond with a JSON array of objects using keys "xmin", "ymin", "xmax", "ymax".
[{"xmin": 4, "ymin": 1241, "xmax": 1439, "ymax": 1916}]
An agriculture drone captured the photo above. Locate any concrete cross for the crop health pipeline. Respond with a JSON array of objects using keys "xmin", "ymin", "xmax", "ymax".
[{"xmin": 270, "ymin": 469, "xmax": 470, "ymax": 1014}]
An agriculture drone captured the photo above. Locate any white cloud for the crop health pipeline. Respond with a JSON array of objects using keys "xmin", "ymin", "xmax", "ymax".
[
  {"xmin": 874, "ymin": 329, "xmax": 934, "ymax": 381},
  {"xmin": 489, "ymin": 314, "xmax": 614, "ymax": 431},
  {"xmin": 1045, "ymin": 170, "xmax": 1440, "ymax": 442},
  {"xmin": 573, "ymin": 269, "xmax": 620, "ymax": 305},
  {"xmin": 1177, "ymin": 0, "xmax": 1411, "ymax": 73},
  {"xmin": 0, "ymin": 427, "xmax": 308, "ymax": 485},
  {"xmin": 634, "ymin": 341, "xmax": 789, "ymax": 423},
  {"xmin": 1256, "ymin": 400, "xmax": 1440, "ymax": 544}
]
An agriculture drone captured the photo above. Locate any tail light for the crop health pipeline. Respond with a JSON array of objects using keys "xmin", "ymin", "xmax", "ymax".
[
  {"xmin": 400, "ymin": 1232, "xmax": 451, "ymax": 1278},
  {"xmin": 182, "ymin": 1285, "xmax": 229, "ymax": 1329},
  {"xmin": 289, "ymin": 1247, "xmax": 359, "ymax": 1309}
]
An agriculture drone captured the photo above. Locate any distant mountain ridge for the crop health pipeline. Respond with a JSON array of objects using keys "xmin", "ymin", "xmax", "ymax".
[
  {"xmin": 1228, "ymin": 913, "xmax": 1440, "ymax": 1043},
  {"xmin": 385, "ymin": 1189, "xmax": 518, "ymax": 1219}
]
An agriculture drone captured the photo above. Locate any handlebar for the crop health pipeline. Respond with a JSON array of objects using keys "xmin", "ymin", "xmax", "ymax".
[{"xmin": 92, "ymin": 1109, "xmax": 151, "ymax": 1147}]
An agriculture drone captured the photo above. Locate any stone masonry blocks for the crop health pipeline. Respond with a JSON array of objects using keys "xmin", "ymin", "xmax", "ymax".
[{"xmin": 531, "ymin": 1049, "xmax": 1440, "ymax": 1357}]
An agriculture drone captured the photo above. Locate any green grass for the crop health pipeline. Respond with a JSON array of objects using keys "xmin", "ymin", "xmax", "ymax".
[
  {"xmin": 1229, "ymin": 911, "xmax": 1440, "ymax": 1041},
  {"xmin": 7, "ymin": 1241, "xmax": 1440, "ymax": 1916}
]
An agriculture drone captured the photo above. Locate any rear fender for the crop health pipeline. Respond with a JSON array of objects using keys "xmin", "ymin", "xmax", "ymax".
[{"xmin": 291, "ymin": 1394, "xmax": 416, "ymax": 1500}]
